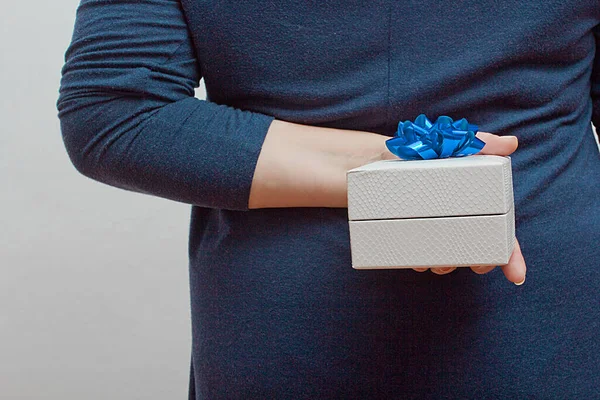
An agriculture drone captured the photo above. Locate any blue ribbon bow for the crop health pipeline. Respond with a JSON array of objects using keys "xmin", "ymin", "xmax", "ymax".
[{"xmin": 385, "ymin": 114, "xmax": 485, "ymax": 160}]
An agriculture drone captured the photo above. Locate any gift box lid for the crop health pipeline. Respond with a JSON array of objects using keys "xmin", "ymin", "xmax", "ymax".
[{"xmin": 347, "ymin": 155, "xmax": 513, "ymax": 221}]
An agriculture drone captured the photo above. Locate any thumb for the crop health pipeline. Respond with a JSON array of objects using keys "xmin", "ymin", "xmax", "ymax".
[
  {"xmin": 501, "ymin": 239, "xmax": 527, "ymax": 285},
  {"xmin": 476, "ymin": 132, "xmax": 518, "ymax": 156}
]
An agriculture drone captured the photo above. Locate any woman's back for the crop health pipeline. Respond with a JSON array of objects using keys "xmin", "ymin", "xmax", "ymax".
[{"xmin": 59, "ymin": 0, "xmax": 600, "ymax": 398}]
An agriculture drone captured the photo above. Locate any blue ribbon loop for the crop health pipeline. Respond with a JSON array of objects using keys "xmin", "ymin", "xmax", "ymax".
[{"xmin": 385, "ymin": 114, "xmax": 485, "ymax": 160}]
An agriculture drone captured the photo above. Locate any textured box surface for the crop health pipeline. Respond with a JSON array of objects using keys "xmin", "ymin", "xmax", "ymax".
[
  {"xmin": 349, "ymin": 208, "xmax": 515, "ymax": 268},
  {"xmin": 347, "ymin": 155, "xmax": 515, "ymax": 269},
  {"xmin": 347, "ymin": 155, "xmax": 513, "ymax": 221}
]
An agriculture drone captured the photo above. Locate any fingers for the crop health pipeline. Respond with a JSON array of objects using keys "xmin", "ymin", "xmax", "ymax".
[
  {"xmin": 500, "ymin": 239, "xmax": 527, "ymax": 285},
  {"xmin": 413, "ymin": 239, "xmax": 527, "ymax": 285},
  {"xmin": 470, "ymin": 265, "xmax": 496, "ymax": 275},
  {"xmin": 430, "ymin": 267, "xmax": 457, "ymax": 275},
  {"xmin": 412, "ymin": 267, "xmax": 456, "ymax": 274},
  {"xmin": 476, "ymin": 132, "xmax": 518, "ymax": 156}
]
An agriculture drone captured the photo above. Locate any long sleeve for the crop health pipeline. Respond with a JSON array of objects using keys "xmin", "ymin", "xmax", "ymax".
[
  {"xmin": 591, "ymin": 22, "xmax": 600, "ymax": 138},
  {"xmin": 57, "ymin": 0, "xmax": 274, "ymax": 210}
]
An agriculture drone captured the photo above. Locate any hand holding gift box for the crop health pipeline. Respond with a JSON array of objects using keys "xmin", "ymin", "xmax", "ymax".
[{"xmin": 347, "ymin": 115, "xmax": 527, "ymax": 284}]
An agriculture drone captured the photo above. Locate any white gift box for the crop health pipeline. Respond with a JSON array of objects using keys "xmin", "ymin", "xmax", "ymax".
[{"xmin": 347, "ymin": 155, "xmax": 515, "ymax": 269}]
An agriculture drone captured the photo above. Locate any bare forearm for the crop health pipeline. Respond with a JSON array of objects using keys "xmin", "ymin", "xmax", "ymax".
[{"xmin": 249, "ymin": 119, "xmax": 394, "ymax": 209}]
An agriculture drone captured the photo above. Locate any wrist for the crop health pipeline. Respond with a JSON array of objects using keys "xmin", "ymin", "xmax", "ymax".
[{"xmin": 355, "ymin": 133, "xmax": 396, "ymax": 166}]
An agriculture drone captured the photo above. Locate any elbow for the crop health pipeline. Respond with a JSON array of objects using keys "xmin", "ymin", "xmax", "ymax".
[
  {"xmin": 57, "ymin": 102, "xmax": 108, "ymax": 182},
  {"xmin": 57, "ymin": 93, "xmax": 100, "ymax": 180},
  {"xmin": 60, "ymin": 121, "xmax": 101, "ymax": 181},
  {"xmin": 57, "ymin": 91, "xmax": 162, "ymax": 193},
  {"xmin": 57, "ymin": 92, "xmax": 134, "ymax": 183},
  {"xmin": 65, "ymin": 144, "xmax": 95, "ymax": 181}
]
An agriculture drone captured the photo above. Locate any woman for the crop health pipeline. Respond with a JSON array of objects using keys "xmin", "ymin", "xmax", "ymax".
[{"xmin": 58, "ymin": 0, "xmax": 600, "ymax": 398}]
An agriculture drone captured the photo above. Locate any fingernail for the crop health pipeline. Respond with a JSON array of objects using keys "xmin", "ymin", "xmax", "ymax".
[
  {"xmin": 437, "ymin": 267, "xmax": 454, "ymax": 273},
  {"xmin": 502, "ymin": 135, "xmax": 518, "ymax": 140},
  {"xmin": 514, "ymin": 276, "xmax": 526, "ymax": 286}
]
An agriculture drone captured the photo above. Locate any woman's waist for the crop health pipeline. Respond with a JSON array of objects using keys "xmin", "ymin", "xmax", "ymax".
[{"xmin": 190, "ymin": 193, "xmax": 599, "ymax": 253}]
